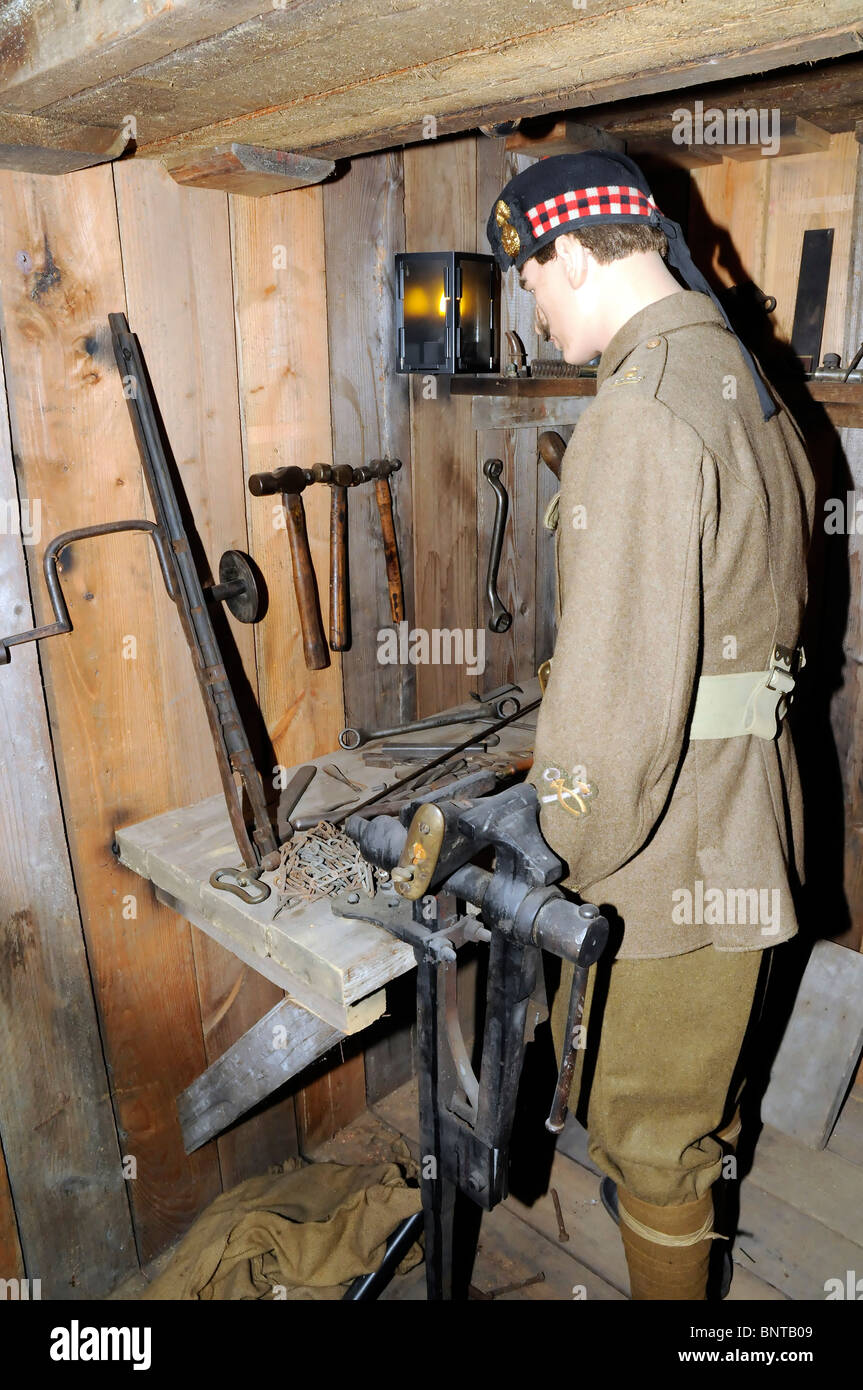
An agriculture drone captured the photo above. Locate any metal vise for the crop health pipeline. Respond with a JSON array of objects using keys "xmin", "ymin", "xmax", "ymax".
[{"xmin": 331, "ymin": 776, "xmax": 608, "ymax": 1299}]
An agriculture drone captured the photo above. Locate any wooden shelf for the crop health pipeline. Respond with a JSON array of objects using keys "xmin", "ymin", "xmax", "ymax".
[
  {"xmin": 451, "ymin": 375, "xmax": 863, "ymax": 429},
  {"xmin": 451, "ymin": 375, "xmax": 597, "ymax": 397}
]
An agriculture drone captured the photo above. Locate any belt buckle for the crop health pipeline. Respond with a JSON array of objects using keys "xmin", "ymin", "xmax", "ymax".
[{"xmin": 766, "ymin": 644, "xmax": 796, "ymax": 694}]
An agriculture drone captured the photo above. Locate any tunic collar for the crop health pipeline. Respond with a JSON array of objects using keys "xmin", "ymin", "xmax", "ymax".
[{"xmin": 597, "ymin": 290, "xmax": 728, "ymax": 388}]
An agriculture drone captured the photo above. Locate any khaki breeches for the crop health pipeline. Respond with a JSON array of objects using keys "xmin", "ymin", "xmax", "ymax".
[{"xmin": 552, "ymin": 944, "xmax": 768, "ymax": 1206}]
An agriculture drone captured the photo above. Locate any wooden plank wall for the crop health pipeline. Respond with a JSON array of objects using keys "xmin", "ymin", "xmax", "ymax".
[
  {"xmin": 404, "ymin": 134, "xmax": 552, "ymax": 716},
  {"xmin": 0, "ymin": 161, "xmax": 366, "ymax": 1290},
  {"xmin": 0, "ymin": 293, "xmax": 135, "ymax": 1298},
  {"xmin": 229, "ymin": 184, "xmax": 364, "ymax": 1143}
]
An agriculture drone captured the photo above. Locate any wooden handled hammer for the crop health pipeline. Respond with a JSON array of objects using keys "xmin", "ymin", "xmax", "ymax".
[
  {"xmin": 248, "ymin": 464, "xmax": 329, "ymax": 670},
  {"xmin": 366, "ymin": 458, "xmax": 405, "ymax": 625},
  {"xmin": 327, "ymin": 464, "xmax": 354, "ymax": 651}
]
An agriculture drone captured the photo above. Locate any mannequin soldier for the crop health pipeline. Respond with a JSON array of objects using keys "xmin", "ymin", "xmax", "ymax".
[{"xmin": 486, "ymin": 153, "xmax": 815, "ymax": 1301}]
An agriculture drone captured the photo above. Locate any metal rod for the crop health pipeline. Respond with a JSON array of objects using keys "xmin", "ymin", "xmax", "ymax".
[
  {"xmin": 0, "ymin": 520, "xmax": 174, "ymax": 662},
  {"xmin": 341, "ymin": 1211, "xmax": 424, "ymax": 1301}
]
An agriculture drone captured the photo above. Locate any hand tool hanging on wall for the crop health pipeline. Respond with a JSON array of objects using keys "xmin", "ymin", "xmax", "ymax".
[
  {"xmin": 345, "ymin": 458, "xmax": 406, "ymax": 631},
  {"xmin": 248, "ymin": 463, "xmax": 330, "ymax": 670},
  {"xmin": 366, "ymin": 458, "xmax": 405, "ymax": 625},
  {"xmin": 483, "ymin": 458, "xmax": 512, "ymax": 634},
  {"xmin": 327, "ymin": 464, "xmax": 354, "ymax": 651},
  {"xmin": 0, "ymin": 313, "xmax": 278, "ymax": 877},
  {"xmin": 331, "ymin": 776, "xmax": 609, "ymax": 1299}
]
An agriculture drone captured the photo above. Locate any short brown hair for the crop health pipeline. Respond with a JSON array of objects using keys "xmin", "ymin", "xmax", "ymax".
[{"xmin": 531, "ymin": 223, "xmax": 668, "ymax": 266}]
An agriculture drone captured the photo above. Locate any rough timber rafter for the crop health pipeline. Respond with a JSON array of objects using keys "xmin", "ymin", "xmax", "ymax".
[{"xmin": 0, "ymin": 1, "xmax": 859, "ymax": 173}]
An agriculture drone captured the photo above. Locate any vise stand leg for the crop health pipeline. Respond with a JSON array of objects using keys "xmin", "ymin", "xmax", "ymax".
[
  {"xmin": 414, "ymin": 891, "xmax": 539, "ymax": 1301},
  {"xmin": 415, "ymin": 945, "xmax": 458, "ymax": 1301}
]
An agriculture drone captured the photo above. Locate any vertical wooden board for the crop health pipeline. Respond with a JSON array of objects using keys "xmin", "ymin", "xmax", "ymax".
[
  {"xmin": 689, "ymin": 156, "xmax": 770, "ymax": 293},
  {"xmin": 0, "ymin": 165, "xmax": 223, "ymax": 1263},
  {"xmin": 295, "ymin": 1046, "xmax": 367, "ymax": 1152},
  {"xmin": 0, "ymin": 1141, "xmax": 23, "ymax": 1281},
  {"xmin": 112, "ymin": 158, "xmax": 298, "ymax": 1184},
  {"xmin": 321, "ymin": 151, "xmax": 418, "ymax": 1101},
  {"xmin": 322, "ymin": 150, "xmax": 416, "ymax": 730},
  {"xmin": 0, "ymin": 342, "xmax": 135, "ymax": 1297},
  {"xmin": 231, "ymin": 187, "xmax": 364, "ymax": 1142},
  {"xmin": 475, "ymin": 140, "xmax": 538, "ymax": 689},
  {"xmin": 230, "ymin": 188, "xmax": 345, "ymax": 764},
  {"xmin": 762, "ymin": 133, "xmax": 857, "ymax": 355},
  {"xmin": 404, "ymin": 137, "xmax": 478, "ymax": 714},
  {"xmin": 112, "ymin": 159, "xmax": 258, "ymax": 770}
]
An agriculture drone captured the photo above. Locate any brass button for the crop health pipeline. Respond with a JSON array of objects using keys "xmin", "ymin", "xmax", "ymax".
[
  {"xmin": 646, "ymin": 338, "xmax": 661, "ymax": 348},
  {"xmin": 624, "ymin": 368, "xmax": 639, "ymax": 379}
]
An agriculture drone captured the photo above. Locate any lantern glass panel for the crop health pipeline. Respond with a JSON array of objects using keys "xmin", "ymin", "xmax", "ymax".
[
  {"xmin": 400, "ymin": 255, "xmax": 449, "ymax": 370},
  {"xmin": 458, "ymin": 258, "xmax": 495, "ymax": 371}
]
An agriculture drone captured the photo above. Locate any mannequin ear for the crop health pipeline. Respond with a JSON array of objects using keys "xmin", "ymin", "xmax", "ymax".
[{"xmin": 555, "ymin": 233, "xmax": 589, "ymax": 289}]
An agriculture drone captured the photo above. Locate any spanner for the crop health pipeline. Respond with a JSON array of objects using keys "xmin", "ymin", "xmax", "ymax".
[
  {"xmin": 483, "ymin": 458, "xmax": 512, "ymax": 634},
  {"xmin": 338, "ymin": 690, "xmax": 521, "ymax": 750}
]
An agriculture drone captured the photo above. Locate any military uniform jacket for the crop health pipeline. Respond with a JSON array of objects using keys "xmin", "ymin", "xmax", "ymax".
[{"xmin": 530, "ymin": 290, "xmax": 815, "ymax": 959}]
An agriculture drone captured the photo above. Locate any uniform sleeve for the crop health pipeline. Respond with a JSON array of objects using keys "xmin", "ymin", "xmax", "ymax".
[{"xmin": 529, "ymin": 388, "xmax": 704, "ymax": 893}]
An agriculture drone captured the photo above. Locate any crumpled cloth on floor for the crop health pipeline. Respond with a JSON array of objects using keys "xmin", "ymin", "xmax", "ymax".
[{"xmin": 144, "ymin": 1153, "xmax": 423, "ymax": 1300}]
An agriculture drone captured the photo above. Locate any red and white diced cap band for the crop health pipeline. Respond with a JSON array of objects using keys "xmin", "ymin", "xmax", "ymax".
[{"xmin": 526, "ymin": 185, "xmax": 659, "ymax": 238}]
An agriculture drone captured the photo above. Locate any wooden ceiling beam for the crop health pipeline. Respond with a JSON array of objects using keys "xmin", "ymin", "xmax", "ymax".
[
  {"xmin": 0, "ymin": 2, "xmax": 270, "ymax": 112},
  {"xmin": 583, "ymin": 55, "xmax": 863, "ymax": 140},
  {"xmin": 718, "ymin": 115, "xmax": 832, "ymax": 161},
  {"xmin": 505, "ymin": 120, "xmax": 625, "ymax": 157},
  {"xmin": 10, "ymin": 2, "xmax": 861, "ymax": 168},
  {"xmin": 0, "ymin": 112, "xmax": 128, "ymax": 173},
  {"xmin": 163, "ymin": 144, "xmax": 335, "ymax": 196}
]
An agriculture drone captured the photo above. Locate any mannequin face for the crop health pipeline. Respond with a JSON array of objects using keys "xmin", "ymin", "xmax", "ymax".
[{"xmin": 518, "ymin": 236, "xmax": 602, "ymax": 365}]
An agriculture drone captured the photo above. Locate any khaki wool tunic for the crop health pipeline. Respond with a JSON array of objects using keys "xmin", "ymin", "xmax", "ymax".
[{"xmin": 530, "ymin": 290, "xmax": 815, "ymax": 960}]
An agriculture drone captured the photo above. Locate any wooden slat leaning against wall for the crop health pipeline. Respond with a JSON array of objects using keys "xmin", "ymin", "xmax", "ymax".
[
  {"xmin": 230, "ymin": 186, "xmax": 366, "ymax": 1145},
  {"xmin": 112, "ymin": 157, "xmax": 300, "ymax": 1187},
  {"xmin": 0, "ymin": 164, "xmax": 223, "ymax": 1267},
  {"xmin": 404, "ymin": 136, "xmax": 480, "ymax": 716},
  {"xmin": 0, "ymin": 317, "xmax": 136, "ymax": 1298}
]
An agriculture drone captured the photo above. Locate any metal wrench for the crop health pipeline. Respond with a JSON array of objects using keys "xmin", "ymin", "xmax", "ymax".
[
  {"xmin": 483, "ymin": 458, "xmax": 512, "ymax": 633},
  {"xmin": 338, "ymin": 691, "xmax": 521, "ymax": 751}
]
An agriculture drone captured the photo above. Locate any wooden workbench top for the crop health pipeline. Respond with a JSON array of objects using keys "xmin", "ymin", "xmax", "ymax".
[{"xmin": 115, "ymin": 689, "xmax": 539, "ymax": 1033}]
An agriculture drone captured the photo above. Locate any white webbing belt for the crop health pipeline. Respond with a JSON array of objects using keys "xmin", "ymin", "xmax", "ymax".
[
  {"xmin": 537, "ymin": 647, "xmax": 801, "ymax": 741},
  {"xmin": 689, "ymin": 647, "xmax": 801, "ymax": 741}
]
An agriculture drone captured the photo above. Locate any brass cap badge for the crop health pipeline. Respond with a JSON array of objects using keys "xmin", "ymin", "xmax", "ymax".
[{"xmin": 495, "ymin": 199, "xmax": 521, "ymax": 260}]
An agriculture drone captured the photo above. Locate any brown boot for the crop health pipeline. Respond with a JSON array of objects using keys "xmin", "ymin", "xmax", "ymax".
[{"xmin": 618, "ymin": 1189, "xmax": 719, "ymax": 1301}]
